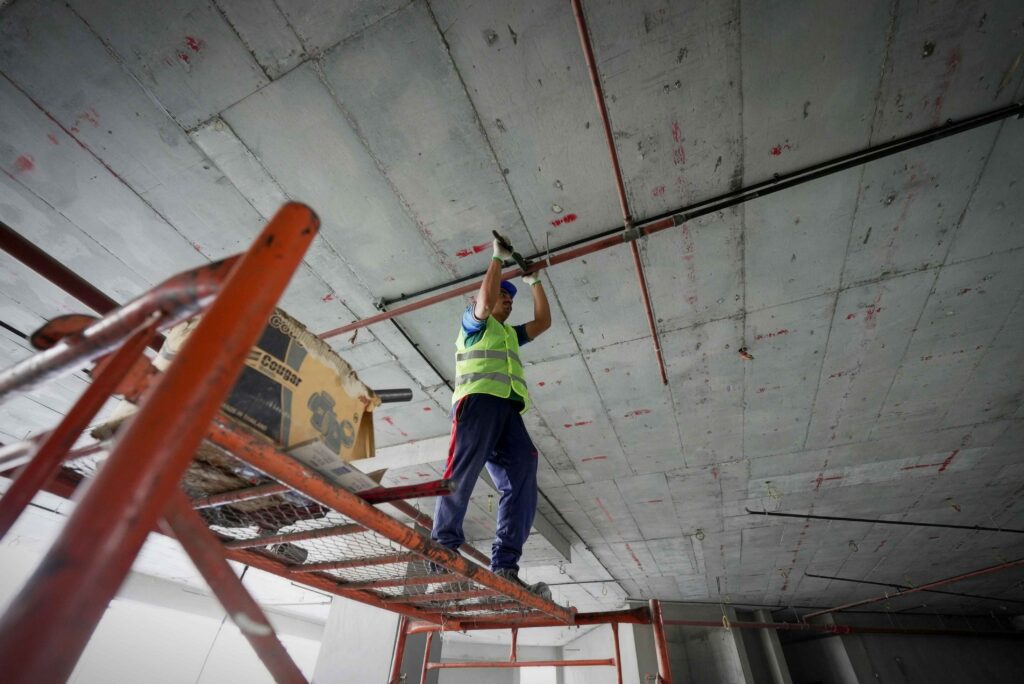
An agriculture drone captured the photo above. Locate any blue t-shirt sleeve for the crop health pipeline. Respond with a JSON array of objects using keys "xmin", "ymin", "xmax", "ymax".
[{"xmin": 459, "ymin": 307, "xmax": 531, "ymax": 347}]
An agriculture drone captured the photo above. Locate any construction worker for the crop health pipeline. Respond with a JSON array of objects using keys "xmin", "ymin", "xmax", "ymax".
[{"xmin": 431, "ymin": 234, "xmax": 552, "ymax": 598}]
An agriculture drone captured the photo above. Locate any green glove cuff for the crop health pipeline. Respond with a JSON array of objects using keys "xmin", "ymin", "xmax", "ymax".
[{"xmin": 492, "ymin": 255, "xmax": 504, "ymax": 263}]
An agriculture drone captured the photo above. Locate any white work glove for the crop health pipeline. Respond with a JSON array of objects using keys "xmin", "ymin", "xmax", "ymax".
[
  {"xmin": 522, "ymin": 272, "xmax": 542, "ymax": 286},
  {"xmin": 492, "ymin": 236, "xmax": 513, "ymax": 261}
]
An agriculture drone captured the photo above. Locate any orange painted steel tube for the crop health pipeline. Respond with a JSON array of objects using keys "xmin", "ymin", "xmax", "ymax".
[
  {"xmin": 0, "ymin": 320, "xmax": 156, "ymax": 541},
  {"xmin": 162, "ymin": 492, "xmax": 307, "ymax": 684},
  {"xmin": 224, "ymin": 522, "xmax": 365, "ymax": 550},
  {"xmin": 427, "ymin": 659, "xmax": 616, "ymax": 670},
  {"xmin": 386, "ymin": 588, "xmax": 496, "ymax": 604},
  {"xmin": 207, "ymin": 415, "xmax": 576, "ymax": 624},
  {"xmin": 342, "ymin": 573, "xmax": 460, "ymax": 591},
  {"xmin": 0, "ymin": 203, "xmax": 318, "ymax": 684},
  {"xmin": 224, "ymin": 547, "xmax": 451, "ymax": 627},
  {"xmin": 389, "ymin": 616, "xmax": 410, "ymax": 684},
  {"xmin": 803, "ymin": 557, "xmax": 1024, "ymax": 620},
  {"xmin": 612, "ymin": 622, "xmax": 623, "ymax": 684},
  {"xmin": 649, "ymin": 599, "xmax": 673, "ymax": 684},
  {"xmin": 407, "ymin": 606, "xmax": 650, "ymax": 633},
  {"xmin": 510, "ymin": 627, "xmax": 518, "ymax": 662},
  {"xmin": 388, "ymin": 499, "xmax": 491, "ymax": 567},
  {"xmin": 0, "ymin": 255, "xmax": 238, "ymax": 399},
  {"xmin": 419, "ymin": 630, "xmax": 434, "ymax": 684},
  {"xmin": 191, "ymin": 482, "xmax": 290, "ymax": 509},
  {"xmin": 292, "ymin": 552, "xmax": 420, "ymax": 573},
  {"xmin": 570, "ymin": 0, "xmax": 668, "ymax": 386}
]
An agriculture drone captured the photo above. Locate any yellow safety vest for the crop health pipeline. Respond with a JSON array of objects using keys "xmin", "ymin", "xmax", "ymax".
[{"xmin": 453, "ymin": 316, "xmax": 531, "ymax": 413}]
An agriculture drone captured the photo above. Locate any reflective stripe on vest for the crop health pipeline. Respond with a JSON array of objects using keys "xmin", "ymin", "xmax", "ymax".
[{"xmin": 452, "ymin": 316, "xmax": 531, "ymax": 413}]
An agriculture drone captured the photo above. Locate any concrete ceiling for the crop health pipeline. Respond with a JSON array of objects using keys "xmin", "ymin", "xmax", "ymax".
[{"xmin": 2, "ymin": 0, "xmax": 1024, "ymax": 644}]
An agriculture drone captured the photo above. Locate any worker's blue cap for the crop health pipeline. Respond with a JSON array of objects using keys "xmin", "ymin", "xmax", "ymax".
[{"xmin": 500, "ymin": 280, "xmax": 517, "ymax": 299}]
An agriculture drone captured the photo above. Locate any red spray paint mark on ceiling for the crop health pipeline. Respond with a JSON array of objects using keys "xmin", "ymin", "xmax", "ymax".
[
  {"xmin": 563, "ymin": 420, "xmax": 592, "ymax": 428},
  {"xmin": 644, "ymin": 499, "xmax": 663, "ymax": 504},
  {"xmin": 623, "ymin": 409, "xmax": 652, "ymax": 418},
  {"xmin": 901, "ymin": 449, "xmax": 960, "ymax": 472},
  {"xmin": 710, "ymin": 467, "xmax": 718, "ymax": 480},
  {"xmin": 754, "ymin": 329, "xmax": 790, "ymax": 341},
  {"xmin": 651, "ymin": 185, "xmax": 666, "ymax": 197},
  {"xmin": 47, "ymin": 133, "xmax": 59, "ymax": 145},
  {"xmin": 177, "ymin": 51, "xmax": 191, "ymax": 64},
  {"xmin": 595, "ymin": 497, "xmax": 615, "ymax": 523},
  {"xmin": 537, "ymin": 381, "xmax": 546, "ymax": 387},
  {"xmin": 381, "ymin": 415, "xmax": 409, "ymax": 437},
  {"xmin": 625, "ymin": 543, "xmax": 645, "ymax": 571},
  {"xmin": 13, "ymin": 155, "xmax": 34, "ymax": 172},
  {"xmin": 670, "ymin": 121, "xmax": 686, "ymax": 166},
  {"xmin": 932, "ymin": 47, "xmax": 962, "ymax": 125},
  {"xmin": 874, "ymin": 539, "xmax": 887, "ymax": 553},
  {"xmin": 321, "ymin": 293, "xmax": 334, "ymax": 302},
  {"xmin": 770, "ymin": 142, "xmax": 793, "ymax": 156},
  {"xmin": 185, "ymin": 36, "xmax": 204, "ymax": 52},
  {"xmin": 581, "ymin": 455, "xmax": 607, "ymax": 463},
  {"xmin": 550, "ymin": 213, "xmax": 578, "ymax": 228},
  {"xmin": 813, "ymin": 472, "xmax": 843, "ymax": 491},
  {"xmin": 422, "ymin": 406, "xmax": 432, "ymax": 411},
  {"xmin": 455, "ymin": 241, "xmax": 490, "ymax": 258}
]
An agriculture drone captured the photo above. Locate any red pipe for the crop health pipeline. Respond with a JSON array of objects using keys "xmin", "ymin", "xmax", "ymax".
[
  {"xmin": 0, "ymin": 220, "xmax": 119, "ymax": 315},
  {"xmin": 649, "ymin": 599, "xmax": 673, "ymax": 684},
  {"xmin": 0, "ymin": 202, "xmax": 318, "ymax": 684},
  {"xmin": 803, "ymin": 558, "xmax": 1024, "ymax": 620},
  {"xmin": 224, "ymin": 522, "xmax": 365, "ymax": 550},
  {"xmin": 360, "ymin": 479, "xmax": 453, "ymax": 504},
  {"xmin": 0, "ymin": 254, "xmax": 239, "ymax": 398},
  {"xmin": 161, "ymin": 492, "xmax": 307, "ymax": 684},
  {"xmin": 570, "ymin": 0, "xmax": 668, "ymax": 386},
  {"xmin": 419, "ymin": 631, "xmax": 434, "ymax": 684},
  {"xmin": 191, "ymin": 482, "xmax": 289, "ymax": 509},
  {"xmin": 612, "ymin": 622, "xmax": 623, "ymax": 684},
  {"xmin": 0, "ymin": 320, "xmax": 156, "ymax": 540},
  {"xmin": 291, "ymin": 552, "xmax": 421, "ymax": 573},
  {"xmin": 427, "ymin": 659, "xmax": 616, "ymax": 670},
  {"xmin": 407, "ymin": 606, "xmax": 651, "ymax": 633},
  {"xmin": 661, "ymin": 619, "xmax": 1024, "ymax": 639},
  {"xmin": 510, "ymin": 627, "xmax": 518, "ymax": 662},
  {"xmin": 389, "ymin": 616, "xmax": 410, "ymax": 684}
]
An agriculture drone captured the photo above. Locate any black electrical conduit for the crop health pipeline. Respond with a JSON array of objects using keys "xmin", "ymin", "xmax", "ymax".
[
  {"xmin": 803, "ymin": 572, "xmax": 1024, "ymax": 605},
  {"xmin": 745, "ymin": 508, "xmax": 1024, "ymax": 535},
  {"xmin": 382, "ymin": 102, "xmax": 1024, "ymax": 307}
]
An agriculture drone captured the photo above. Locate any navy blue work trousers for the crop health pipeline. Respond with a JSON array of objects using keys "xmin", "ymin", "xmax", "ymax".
[{"xmin": 431, "ymin": 393, "xmax": 538, "ymax": 571}]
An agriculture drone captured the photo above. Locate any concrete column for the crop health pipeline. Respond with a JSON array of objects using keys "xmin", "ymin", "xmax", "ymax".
[
  {"xmin": 312, "ymin": 597, "xmax": 438, "ymax": 683},
  {"xmin": 753, "ymin": 609, "xmax": 793, "ymax": 684}
]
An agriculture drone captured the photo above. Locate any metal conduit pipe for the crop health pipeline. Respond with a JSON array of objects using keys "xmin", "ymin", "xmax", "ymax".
[
  {"xmin": 571, "ymin": 0, "xmax": 668, "ymax": 385},
  {"xmin": 803, "ymin": 558, "xmax": 1024, "ymax": 620},
  {"xmin": 349, "ymin": 103, "xmax": 1022, "ymax": 337}
]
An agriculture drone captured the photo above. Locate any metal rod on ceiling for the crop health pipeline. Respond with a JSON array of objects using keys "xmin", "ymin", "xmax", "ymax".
[
  {"xmin": 803, "ymin": 571, "xmax": 1024, "ymax": 605},
  {"xmin": 569, "ymin": 0, "xmax": 668, "ymax": 385},
  {"xmin": 745, "ymin": 508, "xmax": 1024, "ymax": 534},
  {"xmin": 802, "ymin": 558, "xmax": 1024, "ymax": 620},
  {"xmin": 357, "ymin": 101, "xmax": 1023, "ymax": 324}
]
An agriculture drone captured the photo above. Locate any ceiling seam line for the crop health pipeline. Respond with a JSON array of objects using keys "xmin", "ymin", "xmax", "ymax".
[
  {"xmin": 309, "ymin": 59, "xmax": 460, "ymax": 280},
  {"xmin": 0, "ymin": 159, "xmax": 153, "ymax": 291},
  {"xmin": 422, "ymin": 0, "xmax": 538, "ymax": 254},
  {"xmin": 735, "ymin": 0, "xmax": 747, "ymax": 490},
  {"xmin": 0, "ymin": 70, "xmax": 211, "ymax": 267},
  {"xmin": 933, "ymin": 119, "xmax": 1014, "ymax": 426},
  {"xmin": 210, "ymin": 0, "xmax": 273, "ymax": 82}
]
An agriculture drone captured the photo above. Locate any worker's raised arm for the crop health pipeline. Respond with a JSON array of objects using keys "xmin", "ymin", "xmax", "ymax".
[
  {"xmin": 474, "ymin": 237, "xmax": 512, "ymax": 320},
  {"xmin": 522, "ymin": 272, "xmax": 551, "ymax": 340}
]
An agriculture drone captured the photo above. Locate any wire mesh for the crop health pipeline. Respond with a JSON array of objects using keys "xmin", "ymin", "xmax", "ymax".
[{"xmin": 63, "ymin": 429, "xmax": 549, "ymax": 622}]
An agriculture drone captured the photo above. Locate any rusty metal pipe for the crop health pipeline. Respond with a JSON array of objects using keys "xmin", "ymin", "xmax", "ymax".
[
  {"xmin": 803, "ymin": 558, "xmax": 1024, "ymax": 620},
  {"xmin": 0, "ymin": 203, "xmax": 318, "ymax": 684},
  {"xmin": 389, "ymin": 616, "xmax": 410, "ymax": 684},
  {"xmin": 0, "ymin": 255, "xmax": 240, "ymax": 400},
  {"xmin": 360, "ymin": 479, "xmax": 453, "ymax": 504},
  {"xmin": 0, "ymin": 220, "xmax": 120, "ymax": 316},
  {"xmin": 191, "ymin": 482, "xmax": 290, "ymax": 509},
  {"xmin": 0, "ymin": 320, "xmax": 156, "ymax": 540},
  {"xmin": 162, "ymin": 492, "xmax": 307, "ymax": 684},
  {"xmin": 571, "ymin": 0, "xmax": 668, "ymax": 385},
  {"xmin": 407, "ymin": 606, "xmax": 650, "ymax": 633},
  {"xmin": 649, "ymin": 599, "xmax": 673, "ymax": 684},
  {"xmin": 427, "ymin": 659, "xmax": 616, "ymax": 669},
  {"xmin": 612, "ymin": 622, "xmax": 623, "ymax": 684},
  {"xmin": 510, "ymin": 627, "xmax": 518, "ymax": 662},
  {"xmin": 419, "ymin": 631, "xmax": 434, "ymax": 684},
  {"xmin": 206, "ymin": 415, "xmax": 575, "ymax": 623},
  {"xmin": 291, "ymin": 552, "xmax": 421, "ymax": 573},
  {"xmin": 224, "ymin": 522, "xmax": 365, "ymax": 550}
]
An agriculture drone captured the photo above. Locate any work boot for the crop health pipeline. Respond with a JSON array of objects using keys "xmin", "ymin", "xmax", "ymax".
[{"xmin": 493, "ymin": 567, "xmax": 553, "ymax": 602}]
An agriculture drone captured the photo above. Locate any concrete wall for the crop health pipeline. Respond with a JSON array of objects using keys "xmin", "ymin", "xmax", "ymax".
[
  {"xmin": 782, "ymin": 614, "xmax": 1024, "ymax": 684},
  {"xmin": 438, "ymin": 641, "xmax": 560, "ymax": 684},
  {"xmin": 562, "ymin": 623, "xmax": 639, "ymax": 684}
]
